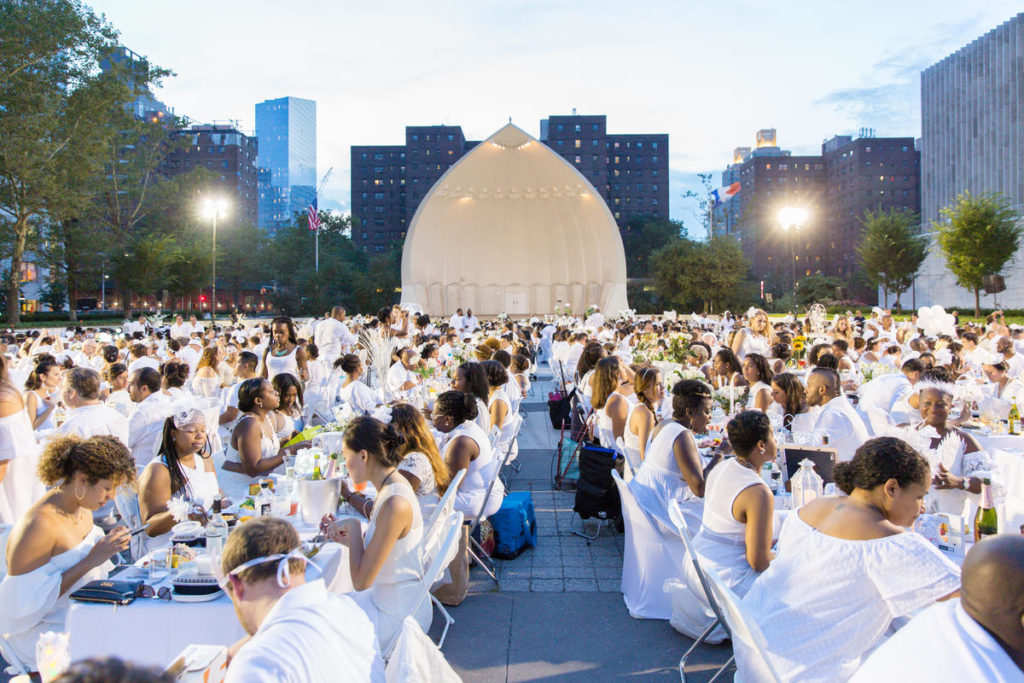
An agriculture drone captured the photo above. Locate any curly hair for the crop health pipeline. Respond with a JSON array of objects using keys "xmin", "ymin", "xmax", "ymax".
[
  {"xmin": 456, "ymin": 362, "xmax": 489, "ymax": 404},
  {"xmin": 38, "ymin": 435, "xmax": 136, "ymax": 487},
  {"xmin": 481, "ymin": 360, "xmax": 509, "ymax": 389},
  {"xmin": 434, "ymin": 390, "xmax": 479, "ymax": 425},
  {"xmin": 270, "ymin": 316, "xmax": 298, "ymax": 345},
  {"xmin": 671, "ymin": 379, "xmax": 713, "ymax": 420},
  {"xmin": 343, "ymin": 416, "xmax": 406, "ymax": 468},
  {"xmin": 834, "ymin": 437, "xmax": 930, "ymax": 496},
  {"xmin": 160, "ymin": 360, "xmax": 190, "ymax": 389},
  {"xmin": 726, "ymin": 410, "xmax": 772, "ymax": 457}
]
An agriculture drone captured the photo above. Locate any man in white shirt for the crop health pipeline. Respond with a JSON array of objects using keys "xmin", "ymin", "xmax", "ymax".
[
  {"xmin": 59, "ymin": 368, "xmax": 130, "ymax": 445},
  {"xmin": 128, "ymin": 367, "xmax": 171, "ymax": 467},
  {"xmin": 386, "ymin": 349, "xmax": 421, "ymax": 401},
  {"xmin": 563, "ymin": 332, "xmax": 589, "ymax": 383},
  {"xmin": 585, "ymin": 305, "xmax": 605, "ymax": 330},
  {"xmin": 996, "ymin": 336, "xmax": 1024, "ymax": 379},
  {"xmin": 807, "ymin": 367, "xmax": 870, "ymax": 462},
  {"xmin": 852, "ymin": 535, "xmax": 1024, "ymax": 682},
  {"xmin": 178, "ymin": 337, "xmax": 203, "ymax": 375},
  {"xmin": 126, "ymin": 343, "xmax": 159, "ymax": 375},
  {"xmin": 448, "ymin": 308, "xmax": 464, "ymax": 335},
  {"xmin": 462, "ymin": 308, "xmax": 479, "ymax": 335},
  {"xmin": 857, "ymin": 358, "xmax": 923, "ymax": 428},
  {"xmin": 222, "ymin": 517, "xmax": 385, "ymax": 683},
  {"xmin": 313, "ymin": 306, "xmax": 356, "ymax": 366},
  {"xmin": 169, "ymin": 315, "xmax": 191, "ymax": 340}
]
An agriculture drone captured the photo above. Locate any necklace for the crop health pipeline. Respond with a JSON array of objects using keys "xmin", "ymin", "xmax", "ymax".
[
  {"xmin": 379, "ymin": 469, "xmax": 397, "ymax": 490},
  {"xmin": 735, "ymin": 456, "xmax": 759, "ymax": 473}
]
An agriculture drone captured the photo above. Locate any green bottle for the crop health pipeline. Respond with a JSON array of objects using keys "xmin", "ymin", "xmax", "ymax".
[{"xmin": 974, "ymin": 478, "xmax": 998, "ymax": 541}]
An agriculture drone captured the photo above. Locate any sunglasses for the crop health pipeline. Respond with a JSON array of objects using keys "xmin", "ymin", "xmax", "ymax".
[{"xmin": 137, "ymin": 584, "xmax": 172, "ymax": 601}]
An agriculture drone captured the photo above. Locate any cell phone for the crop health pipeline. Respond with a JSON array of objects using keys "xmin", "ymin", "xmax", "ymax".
[{"xmin": 128, "ymin": 522, "xmax": 150, "ymax": 536}]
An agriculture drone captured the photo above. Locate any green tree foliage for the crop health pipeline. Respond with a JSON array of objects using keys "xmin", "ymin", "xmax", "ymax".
[
  {"xmin": 110, "ymin": 231, "xmax": 177, "ymax": 316},
  {"xmin": 795, "ymin": 274, "xmax": 846, "ymax": 306},
  {"xmin": 0, "ymin": 0, "xmax": 136, "ymax": 324},
  {"xmin": 934, "ymin": 192, "xmax": 1022, "ymax": 317},
  {"xmin": 620, "ymin": 217, "xmax": 684, "ymax": 277},
  {"xmin": 651, "ymin": 235, "xmax": 750, "ymax": 313},
  {"xmin": 857, "ymin": 207, "xmax": 927, "ymax": 311}
]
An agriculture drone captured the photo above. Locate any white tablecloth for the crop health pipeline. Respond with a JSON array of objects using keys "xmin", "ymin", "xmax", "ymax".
[{"xmin": 67, "ymin": 516, "xmax": 364, "ymax": 667}]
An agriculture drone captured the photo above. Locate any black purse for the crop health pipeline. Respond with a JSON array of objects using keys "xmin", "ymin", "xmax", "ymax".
[{"xmin": 69, "ymin": 579, "xmax": 143, "ymax": 605}]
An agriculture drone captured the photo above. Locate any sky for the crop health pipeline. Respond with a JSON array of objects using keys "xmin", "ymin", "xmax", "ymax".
[{"xmin": 88, "ymin": 0, "xmax": 1022, "ymax": 237}]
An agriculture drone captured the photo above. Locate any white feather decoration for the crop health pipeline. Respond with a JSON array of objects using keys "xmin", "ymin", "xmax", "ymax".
[{"xmin": 359, "ymin": 327, "xmax": 393, "ymax": 403}]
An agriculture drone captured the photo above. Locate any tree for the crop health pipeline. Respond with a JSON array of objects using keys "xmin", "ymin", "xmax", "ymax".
[
  {"xmin": 651, "ymin": 235, "xmax": 750, "ymax": 313},
  {"xmin": 0, "ymin": 0, "xmax": 129, "ymax": 324},
  {"xmin": 37, "ymin": 219, "xmax": 103, "ymax": 320},
  {"xmin": 857, "ymin": 207, "xmax": 927, "ymax": 311},
  {"xmin": 620, "ymin": 217, "xmax": 684, "ymax": 278},
  {"xmin": 934, "ymin": 192, "xmax": 1022, "ymax": 317},
  {"xmin": 110, "ymin": 231, "xmax": 177, "ymax": 315},
  {"xmin": 795, "ymin": 274, "xmax": 846, "ymax": 306}
]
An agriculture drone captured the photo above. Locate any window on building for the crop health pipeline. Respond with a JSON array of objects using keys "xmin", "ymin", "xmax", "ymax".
[
  {"xmin": 574, "ymin": 140, "xmax": 581, "ymax": 149},
  {"xmin": 574, "ymin": 124, "xmax": 581, "ymax": 133},
  {"xmin": 592, "ymin": 124, "xmax": 599, "ymax": 131},
  {"xmin": 411, "ymin": 134, "xmax": 418, "ymax": 141},
  {"xmin": 574, "ymin": 156, "xmax": 581, "ymax": 164},
  {"xmin": 448, "ymin": 134, "xmax": 454, "ymax": 141},
  {"xmin": 651, "ymin": 198, "xmax": 658, "ymax": 205},
  {"xmin": 652, "ymin": 141, "xmax": 658, "ymax": 149},
  {"xmin": 865, "ymin": 146, "xmax": 871, "ymax": 152}
]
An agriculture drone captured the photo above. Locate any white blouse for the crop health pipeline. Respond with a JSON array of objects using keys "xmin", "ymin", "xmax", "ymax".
[{"xmin": 737, "ymin": 512, "xmax": 961, "ymax": 682}]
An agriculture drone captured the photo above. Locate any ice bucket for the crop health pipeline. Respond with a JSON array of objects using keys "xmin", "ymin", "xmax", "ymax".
[{"xmin": 297, "ymin": 477, "xmax": 342, "ymax": 526}]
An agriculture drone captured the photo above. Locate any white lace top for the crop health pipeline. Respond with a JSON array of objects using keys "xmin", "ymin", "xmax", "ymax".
[
  {"xmin": 737, "ymin": 512, "xmax": 961, "ymax": 682},
  {"xmin": 397, "ymin": 450, "xmax": 437, "ymax": 498}
]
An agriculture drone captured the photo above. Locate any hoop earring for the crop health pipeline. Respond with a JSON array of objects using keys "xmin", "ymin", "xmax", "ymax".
[{"xmin": 74, "ymin": 483, "xmax": 86, "ymax": 501}]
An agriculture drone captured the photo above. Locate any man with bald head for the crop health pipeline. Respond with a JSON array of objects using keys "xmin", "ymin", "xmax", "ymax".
[
  {"xmin": 852, "ymin": 535, "xmax": 1024, "ymax": 680},
  {"xmin": 807, "ymin": 367, "xmax": 869, "ymax": 462}
]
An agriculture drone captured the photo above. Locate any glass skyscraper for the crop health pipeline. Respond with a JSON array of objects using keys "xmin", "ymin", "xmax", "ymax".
[{"xmin": 255, "ymin": 96, "xmax": 316, "ymax": 233}]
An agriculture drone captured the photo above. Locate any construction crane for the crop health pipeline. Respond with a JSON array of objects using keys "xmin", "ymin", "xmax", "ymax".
[{"xmin": 313, "ymin": 167, "xmax": 333, "ymax": 273}]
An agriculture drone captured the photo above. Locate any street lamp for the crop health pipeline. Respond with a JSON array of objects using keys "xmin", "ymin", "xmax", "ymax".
[
  {"xmin": 201, "ymin": 198, "xmax": 229, "ymax": 327},
  {"xmin": 778, "ymin": 207, "xmax": 809, "ymax": 316}
]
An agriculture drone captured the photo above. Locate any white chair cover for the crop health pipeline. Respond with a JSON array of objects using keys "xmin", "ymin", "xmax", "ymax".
[
  {"xmin": 384, "ymin": 616, "xmax": 462, "ymax": 683},
  {"xmin": 702, "ymin": 564, "xmax": 784, "ymax": 683},
  {"xmin": 610, "ymin": 470, "xmax": 685, "ymax": 620}
]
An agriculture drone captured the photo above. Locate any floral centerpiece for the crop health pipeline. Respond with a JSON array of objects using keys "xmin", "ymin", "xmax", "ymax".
[
  {"xmin": 861, "ymin": 362, "xmax": 898, "ymax": 383},
  {"xmin": 792, "ymin": 335, "xmax": 807, "ymax": 365}
]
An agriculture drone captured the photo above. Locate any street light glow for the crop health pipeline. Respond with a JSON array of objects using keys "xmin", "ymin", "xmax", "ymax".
[
  {"xmin": 201, "ymin": 197, "xmax": 229, "ymax": 220},
  {"xmin": 778, "ymin": 207, "xmax": 808, "ymax": 230}
]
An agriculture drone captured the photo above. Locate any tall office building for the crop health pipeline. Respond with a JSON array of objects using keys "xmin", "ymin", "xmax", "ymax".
[
  {"xmin": 540, "ymin": 113, "xmax": 669, "ymax": 226},
  {"xmin": 161, "ymin": 123, "xmax": 259, "ymax": 226},
  {"xmin": 723, "ymin": 129, "xmax": 920, "ymax": 301},
  {"xmin": 255, "ymin": 96, "xmax": 317, "ymax": 233},
  {"xmin": 351, "ymin": 114, "xmax": 668, "ymax": 253},
  {"xmin": 911, "ymin": 13, "xmax": 1024, "ymax": 308}
]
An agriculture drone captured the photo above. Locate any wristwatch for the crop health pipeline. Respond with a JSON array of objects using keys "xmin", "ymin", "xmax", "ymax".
[{"xmin": 960, "ymin": 477, "xmax": 970, "ymax": 491}]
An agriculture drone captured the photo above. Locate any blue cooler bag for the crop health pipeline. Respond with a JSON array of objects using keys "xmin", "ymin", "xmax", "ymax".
[{"xmin": 489, "ymin": 491, "xmax": 538, "ymax": 560}]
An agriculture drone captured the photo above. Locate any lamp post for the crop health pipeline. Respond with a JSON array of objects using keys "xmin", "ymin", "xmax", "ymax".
[
  {"xmin": 778, "ymin": 207, "xmax": 809, "ymax": 317},
  {"xmin": 100, "ymin": 264, "xmax": 109, "ymax": 311},
  {"xmin": 201, "ymin": 198, "xmax": 229, "ymax": 328}
]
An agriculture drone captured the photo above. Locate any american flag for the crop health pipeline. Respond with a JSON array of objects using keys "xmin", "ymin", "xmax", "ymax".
[{"xmin": 307, "ymin": 200, "xmax": 321, "ymax": 232}]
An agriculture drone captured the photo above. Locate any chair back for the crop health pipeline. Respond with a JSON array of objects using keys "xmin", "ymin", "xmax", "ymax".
[
  {"xmin": 114, "ymin": 490, "xmax": 146, "ymax": 562},
  {"xmin": 421, "ymin": 468, "xmax": 467, "ymax": 566},
  {"xmin": 384, "ymin": 510, "xmax": 464, "ymax": 658},
  {"xmin": 702, "ymin": 564, "xmax": 784, "ymax": 683},
  {"xmin": 469, "ymin": 425, "xmax": 515, "ymax": 531},
  {"xmin": 487, "ymin": 425, "xmax": 502, "ymax": 452},
  {"xmin": 668, "ymin": 499, "xmax": 729, "ymax": 637}
]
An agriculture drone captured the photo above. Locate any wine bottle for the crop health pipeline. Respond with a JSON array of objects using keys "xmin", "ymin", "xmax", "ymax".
[
  {"xmin": 1009, "ymin": 400, "xmax": 1020, "ymax": 435},
  {"xmin": 974, "ymin": 477, "xmax": 998, "ymax": 541}
]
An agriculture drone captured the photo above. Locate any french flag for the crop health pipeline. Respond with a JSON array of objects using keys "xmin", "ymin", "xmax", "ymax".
[{"xmin": 710, "ymin": 182, "xmax": 741, "ymax": 207}]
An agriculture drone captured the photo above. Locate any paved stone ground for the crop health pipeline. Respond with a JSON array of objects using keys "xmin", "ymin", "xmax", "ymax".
[{"xmin": 429, "ymin": 368, "xmax": 734, "ymax": 681}]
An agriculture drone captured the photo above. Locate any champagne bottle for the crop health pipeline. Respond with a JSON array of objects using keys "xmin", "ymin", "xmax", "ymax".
[
  {"xmin": 311, "ymin": 454, "xmax": 323, "ymax": 481},
  {"xmin": 974, "ymin": 477, "xmax": 998, "ymax": 541},
  {"xmin": 1009, "ymin": 400, "xmax": 1020, "ymax": 435}
]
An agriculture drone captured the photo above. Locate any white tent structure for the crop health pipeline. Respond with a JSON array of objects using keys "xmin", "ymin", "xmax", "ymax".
[{"xmin": 400, "ymin": 122, "xmax": 628, "ymax": 317}]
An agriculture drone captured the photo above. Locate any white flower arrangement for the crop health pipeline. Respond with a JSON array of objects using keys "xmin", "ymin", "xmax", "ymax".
[
  {"xmin": 617, "ymin": 309, "xmax": 636, "ymax": 320},
  {"xmin": 861, "ymin": 362, "xmax": 899, "ymax": 383}
]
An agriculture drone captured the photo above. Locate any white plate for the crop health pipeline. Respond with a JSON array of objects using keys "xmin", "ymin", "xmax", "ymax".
[{"xmin": 170, "ymin": 589, "xmax": 224, "ymax": 603}]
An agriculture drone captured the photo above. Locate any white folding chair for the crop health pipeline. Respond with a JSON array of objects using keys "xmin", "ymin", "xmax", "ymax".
[
  {"xmin": 0, "ymin": 633, "xmax": 27, "ymax": 677},
  {"xmin": 668, "ymin": 500, "xmax": 732, "ymax": 682},
  {"xmin": 383, "ymin": 511, "xmax": 464, "ymax": 657},
  {"xmin": 466, "ymin": 433, "xmax": 518, "ymax": 588},
  {"xmin": 702, "ymin": 564, "xmax": 784, "ymax": 683},
  {"xmin": 487, "ymin": 425, "xmax": 502, "ymax": 453},
  {"xmin": 610, "ymin": 470, "xmax": 685, "ymax": 620}
]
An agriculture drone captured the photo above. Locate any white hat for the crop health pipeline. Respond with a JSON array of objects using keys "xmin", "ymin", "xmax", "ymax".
[{"xmin": 976, "ymin": 349, "xmax": 1005, "ymax": 367}]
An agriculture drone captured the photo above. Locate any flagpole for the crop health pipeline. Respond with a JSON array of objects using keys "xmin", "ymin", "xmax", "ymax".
[{"xmin": 315, "ymin": 227, "xmax": 319, "ymax": 273}]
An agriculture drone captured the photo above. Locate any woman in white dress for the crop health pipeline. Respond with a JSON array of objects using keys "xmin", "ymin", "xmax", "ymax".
[
  {"xmin": 159, "ymin": 360, "xmax": 194, "ymax": 406},
  {"xmin": 221, "ymin": 379, "xmax": 288, "ymax": 499},
  {"xmin": 912, "ymin": 384, "xmax": 999, "ymax": 515},
  {"xmin": 452, "ymin": 362, "xmax": 490, "ymax": 434},
  {"xmin": 0, "ymin": 435, "xmax": 135, "ymax": 669},
  {"xmin": 624, "ymin": 366, "xmax": 662, "ymax": 460},
  {"xmin": 191, "ymin": 347, "xmax": 223, "ymax": 398},
  {"xmin": 669, "ymin": 410, "xmax": 776, "ymax": 642},
  {"xmin": 709, "ymin": 348, "xmax": 747, "ymax": 393},
  {"xmin": 24, "ymin": 358, "xmax": 62, "ymax": 431},
  {"xmin": 574, "ymin": 343, "xmax": 607, "ymax": 412},
  {"xmin": 630, "ymin": 379, "xmax": 717, "ymax": 534},
  {"xmin": 741, "ymin": 353, "xmax": 773, "ymax": 412},
  {"xmin": 731, "ymin": 309, "xmax": 775, "ymax": 360},
  {"xmin": 103, "ymin": 362, "xmax": 133, "ymax": 418},
  {"xmin": 592, "ymin": 356, "xmax": 629, "ymax": 450},
  {"xmin": 138, "ymin": 408, "xmax": 223, "ymax": 552},
  {"xmin": 431, "ymin": 390, "xmax": 504, "ymax": 606},
  {"xmin": 979, "ymin": 352, "xmax": 1024, "ymax": 419},
  {"xmin": 769, "ymin": 372, "xmax": 819, "ymax": 435},
  {"xmin": 270, "ymin": 372, "xmax": 305, "ymax": 444},
  {"xmin": 737, "ymin": 437, "xmax": 961, "ymax": 682},
  {"xmin": 323, "ymin": 416, "xmax": 429, "ymax": 651},
  {"xmin": 0, "ymin": 355, "xmax": 46, "ymax": 524},
  {"xmin": 389, "ymin": 403, "xmax": 451, "ymax": 520},
  {"xmin": 336, "ymin": 354, "xmax": 379, "ymax": 415},
  {"xmin": 261, "ymin": 316, "xmax": 309, "ymax": 382}
]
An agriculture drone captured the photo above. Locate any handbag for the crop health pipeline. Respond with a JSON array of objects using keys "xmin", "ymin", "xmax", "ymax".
[{"xmin": 69, "ymin": 579, "xmax": 143, "ymax": 605}]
